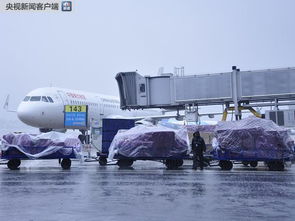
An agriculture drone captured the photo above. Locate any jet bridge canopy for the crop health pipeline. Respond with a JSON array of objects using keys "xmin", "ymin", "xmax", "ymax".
[{"xmin": 115, "ymin": 67, "xmax": 295, "ymax": 110}]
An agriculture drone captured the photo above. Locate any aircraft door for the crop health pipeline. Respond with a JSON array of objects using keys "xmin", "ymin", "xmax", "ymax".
[{"xmin": 57, "ymin": 90, "xmax": 69, "ymax": 105}]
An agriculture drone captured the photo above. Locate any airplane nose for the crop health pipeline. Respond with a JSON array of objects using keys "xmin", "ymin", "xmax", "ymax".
[
  {"xmin": 17, "ymin": 101, "xmax": 64, "ymax": 129},
  {"xmin": 17, "ymin": 102, "xmax": 35, "ymax": 126}
]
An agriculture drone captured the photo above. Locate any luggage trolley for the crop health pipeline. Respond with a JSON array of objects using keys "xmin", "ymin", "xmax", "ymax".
[
  {"xmin": 97, "ymin": 119, "xmax": 191, "ymax": 169},
  {"xmin": 211, "ymin": 148, "xmax": 293, "ymax": 171},
  {"xmin": 1, "ymin": 145, "xmax": 79, "ymax": 170}
]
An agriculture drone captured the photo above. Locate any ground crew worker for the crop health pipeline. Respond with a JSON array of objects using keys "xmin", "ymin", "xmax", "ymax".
[
  {"xmin": 78, "ymin": 134, "xmax": 86, "ymax": 144},
  {"xmin": 192, "ymin": 131, "xmax": 206, "ymax": 170}
]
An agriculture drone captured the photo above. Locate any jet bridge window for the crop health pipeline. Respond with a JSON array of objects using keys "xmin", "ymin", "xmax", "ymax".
[
  {"xmin": 30, "ymin": 96, "xmax": 41, "ymax": 101},
  {"xmin": 23, "ymin": 96, "xmax": 30, "ymax": 102},
  {"xmin": 47, "ymin": 97, "xmax": 54, "ymax": 103},
  {"xmin": 42, "ymin": 96, "xmax": 49, "ymax": 102},
  {"xmin": 139, "ymin": 84, "xmax": 145, "ymax": 93}
]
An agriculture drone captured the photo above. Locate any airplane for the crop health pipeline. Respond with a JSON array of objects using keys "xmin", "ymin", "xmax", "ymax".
[{"xmin": 16, "ymin": 87, "xmax": 164, "ymax": 133}]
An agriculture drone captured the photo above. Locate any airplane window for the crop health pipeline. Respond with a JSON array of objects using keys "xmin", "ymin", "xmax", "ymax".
[
  {"xmin": 47, "ymin": 97, "xmax": 54, "ymax": 103},
  {"xmin": 23, "ymin": 96, "xmax": 30, "ymax": 102},
  {"xmin": 42, "ymin": 96, "xmax": 49, "ymax": 102},
  {"xmin": 30, "ymin": 96, "xmax": 41, "ymax": 101}
]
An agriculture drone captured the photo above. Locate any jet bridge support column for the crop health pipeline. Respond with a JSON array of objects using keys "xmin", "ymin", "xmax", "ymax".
[{"xmin": 231, "ymin": 66, "xmax": 241, "ymax": 120}]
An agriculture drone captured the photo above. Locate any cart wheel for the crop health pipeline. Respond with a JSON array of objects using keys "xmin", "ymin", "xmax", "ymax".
[
  {"xmin": 268, "ymin": 161, "xmax": 284, "ymax": 171},
  {"xmin": 219, "ymin": 160, "xmax": 233, "ymax": 170},
  {"xmin": 7, "ymin": 159, "xmax": 21, "ymax": 170},
  {"xmin": 242, "ymin": 161, "xmax": 249, "ymax": 166},
  {"xmin": 165, "ymin": 159, "xmax": 182, "ymax": 170},
  {"xmin": 61, "ymin": 158, "xmax": 71, "ymax": 170},
  {"xmin": 176, "ymin": 159, "xmax": 183, "ymax": 167},
  {"xmin": 117, "ymin": 159, "xmax": 133, "ymax": 168},
  {"xmin": 276, "ymin": 162, "xmax": 285, "ymax": 171},
  {"xmin": 250, "ymin": 161, "xmax": 258, "ymax": 168},
  {"xmin": 98, "ymin": 157, "xmax": 107, "ymax": 166}
]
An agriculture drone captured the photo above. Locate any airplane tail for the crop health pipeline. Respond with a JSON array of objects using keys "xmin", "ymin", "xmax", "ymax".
[{"xmin": 3, "ymin": 94, "xmax": 16, "ymax": 112}]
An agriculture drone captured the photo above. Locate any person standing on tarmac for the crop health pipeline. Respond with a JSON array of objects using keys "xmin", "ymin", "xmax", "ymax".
[
  {"xmin": 192, "ymin": 131, "xmax": 206, "ymax": 170},
  {"xmin": 78, "ymin": 134, "xmax": 86, "ymax": 144}
]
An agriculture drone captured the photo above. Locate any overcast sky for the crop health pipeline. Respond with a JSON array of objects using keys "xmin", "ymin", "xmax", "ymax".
[{"xmin": 1, "ymin": 0, "xmax": 295, "ymax": 112}]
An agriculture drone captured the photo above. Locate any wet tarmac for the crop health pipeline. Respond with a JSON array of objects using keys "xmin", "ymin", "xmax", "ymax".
[{"xmin": 0, "ymin": 160, "xmax": 294, "ymax": 221}]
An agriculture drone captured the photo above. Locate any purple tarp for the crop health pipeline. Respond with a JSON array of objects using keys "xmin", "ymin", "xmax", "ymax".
[
  {"xmin": 212, "ymin": 116, "xmax": 294, "ymax": 160},
  {"xmin": 108, "ymin": 125, "xmax": 190, "ymax": 160},
  {"xmin": 1, "ymin": 132, "xmax": 82, "ymax": 159}
]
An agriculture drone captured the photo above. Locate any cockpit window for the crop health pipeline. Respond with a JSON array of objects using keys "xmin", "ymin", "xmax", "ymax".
[
  {"xmin": 30, "ymin": 96, "xmax": 41, "ymax": 101},
  {"xmin": 47, "ymin": 96, "xmax": 54, "ymax": 103},
  {"xmin": 23, "ymin": 96, "xmax": 30, "ymax": 102},
  {"xmin": 42, "ymin": 96, "xmax": 49, "ymax": 102}
]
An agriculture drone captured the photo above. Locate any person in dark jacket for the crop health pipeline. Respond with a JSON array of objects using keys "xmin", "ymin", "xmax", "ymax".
[
  {"xmin": 191, "ymin": 131, "xmax": 206, "ymax": 170},
  {"xmin": 78, "ymin": 134, "xmax": 86, "ymax": 144}
]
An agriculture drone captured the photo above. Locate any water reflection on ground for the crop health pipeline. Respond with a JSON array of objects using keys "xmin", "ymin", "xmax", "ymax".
[{"xmin": 0, "ymin": 160, "xmax": 294, "ymax": 221}]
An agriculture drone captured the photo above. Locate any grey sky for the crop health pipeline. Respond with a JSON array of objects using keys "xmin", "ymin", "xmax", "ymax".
[{"xmin": 1, "ymin": 0, "xmax": 295, "ymax": 112}]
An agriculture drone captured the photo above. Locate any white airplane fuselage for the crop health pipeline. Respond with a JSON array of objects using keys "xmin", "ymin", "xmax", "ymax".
[{"xmin": 17, "ymin": 87, "xmax": 159, "ymax": 130}]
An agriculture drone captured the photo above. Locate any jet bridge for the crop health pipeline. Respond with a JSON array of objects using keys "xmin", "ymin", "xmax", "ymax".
[{"xmin": 115, "ymin": 66, "xmax": 295, "ymax": 120}]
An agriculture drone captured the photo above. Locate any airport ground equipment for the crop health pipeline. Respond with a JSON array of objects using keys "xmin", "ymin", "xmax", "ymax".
[
  {"xmin": 98, "ymin": 119, "xmax": 191, "ymax": 169},
  {"xmin": 212, "ymin": 117, "xmax": 294, "ymax": 171},
  {"xmin": 1, "ymin": 146, "xmax": 77, "ymax": 170},
  {"xmin": 211, "ymin": 150, "xmax": 290, "ymax": 171},
  {"xmin": 116, "ymin": 66, "xmax": 295, "ymax": 123},
  {"xmin": 97, "ymin": 118, "xmax": 135, "ymax": 165},
  {"xmin": 98, "ymin": 119, "xmax": 294, "ymax": 170},
  {"xmin": 0, "ymin": 132, "xmax": 82, "ymax": 170}
]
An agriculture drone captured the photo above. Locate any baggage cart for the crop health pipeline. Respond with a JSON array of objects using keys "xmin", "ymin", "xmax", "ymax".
[
  {"xmin": 1, "ymin": 145, "xmax": 79, "ymax": 170},
  {"xmin": 97, "ymin": 119, "xmax": 191, "ymax": 169},
  {"xmin": 211, "ymin": 148, "xmax": 293, "ymax": 171}
]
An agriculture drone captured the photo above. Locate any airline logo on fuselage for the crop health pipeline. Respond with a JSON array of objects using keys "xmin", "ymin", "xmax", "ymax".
[{"xmin": 66, "ymin": 92, "xmax": 86, "ymax": 100}]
